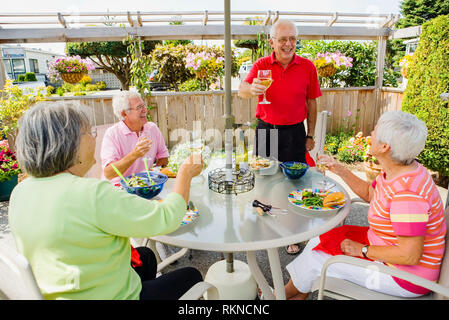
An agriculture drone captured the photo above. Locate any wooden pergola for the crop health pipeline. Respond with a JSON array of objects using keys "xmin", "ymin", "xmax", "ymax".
[{"xmin": 0, "ymin": 10, "xmax": 420, "ymax": 90}]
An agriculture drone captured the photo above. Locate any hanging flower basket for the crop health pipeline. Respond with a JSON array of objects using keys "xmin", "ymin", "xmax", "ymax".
[
  {"xmin": 47, "ymin": 55, "xmax": 95, "ymax": 83},
  {"xmin": 317, "ymin": 64, "xmax": 338, "ymax": 77},
  {"xmin": 61, "ymin": 72, "xmax": 86, "ymax": 84}
]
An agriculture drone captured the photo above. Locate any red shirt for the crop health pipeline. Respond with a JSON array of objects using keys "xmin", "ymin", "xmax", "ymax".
[{"xmin": 245, "ymin": 52, "xmax": 322, "ymax": 125}]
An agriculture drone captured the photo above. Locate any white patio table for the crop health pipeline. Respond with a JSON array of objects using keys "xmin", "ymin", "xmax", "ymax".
[{"xmin": 151, "ymin": 158, "xmax": 351, "ymax": 300}]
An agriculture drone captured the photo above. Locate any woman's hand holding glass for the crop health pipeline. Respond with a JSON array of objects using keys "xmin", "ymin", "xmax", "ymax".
[
  {"xmin": 316, "ymin": 153, "xmax": 336, "ymax": 189},
  {"xmin": 178, "ymin": 153, "xmax": 203, "ymax": 179}
]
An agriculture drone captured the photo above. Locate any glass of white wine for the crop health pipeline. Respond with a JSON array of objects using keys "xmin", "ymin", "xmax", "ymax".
[
  {"xmin": 257, "ymin": 70, "xmax": 273, "ymax": 104},
  {"xmin": 316, "ymin": 153, "xmax": 335, "ymax": 190}
]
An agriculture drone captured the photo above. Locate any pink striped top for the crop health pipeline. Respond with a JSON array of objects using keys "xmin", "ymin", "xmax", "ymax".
[{"xmin": 368, "ymin": 163, "xmax": 446, "ymax": 294}]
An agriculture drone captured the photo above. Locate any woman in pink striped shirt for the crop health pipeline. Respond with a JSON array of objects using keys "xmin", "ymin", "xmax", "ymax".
[{"xmin": 278, "ymin": 110, "xmax": 446, "ymax": 300}]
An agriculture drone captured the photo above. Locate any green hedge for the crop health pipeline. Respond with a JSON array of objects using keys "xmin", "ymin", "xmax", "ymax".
[
  {"xmin": 401, "ymin": 14, "xmax": 449, "ymax": 176},
  {"xmin": 25, "ymin": 72, "xmax": 37, "ymax": 81}
]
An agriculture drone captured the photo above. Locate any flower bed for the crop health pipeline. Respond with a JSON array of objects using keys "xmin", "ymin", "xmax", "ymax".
[{"xmin": 0, "ymin": 140, "xmax": 20, "ymax": 182}]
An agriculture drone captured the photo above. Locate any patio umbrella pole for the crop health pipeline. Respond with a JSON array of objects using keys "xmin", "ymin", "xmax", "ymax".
[
  {"xmin": 226, "ymin": 253, "xmax": 234, "ymax": 273},
  {"xmin": 223, "ymin": 0, "xmax": 234, "ymax": 187},
  {"xmin": 224, "ymin": 0, "xmax": 234, "ymax": 274}
]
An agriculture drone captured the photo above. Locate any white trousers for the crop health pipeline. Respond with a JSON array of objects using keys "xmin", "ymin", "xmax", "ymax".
[{"xmin": 286, "ymin": 236, "xmax": 423, "ymax": 298}]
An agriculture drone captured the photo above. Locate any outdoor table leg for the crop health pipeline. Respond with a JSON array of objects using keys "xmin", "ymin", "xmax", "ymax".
[
  {"xmin": 246, "ymin": 251, "xmax": 276, "ymax": 300},
  {"xmin": 267, "ymin": 247, "xmax": 286, "ymax": 300},
  {"xmin": 247, "ymin": 249, "xmax": 286, "ymax": 300}
]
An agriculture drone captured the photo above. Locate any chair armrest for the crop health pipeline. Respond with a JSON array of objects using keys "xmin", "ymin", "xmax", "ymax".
[
  {"xmin": 179, "ymin": 281, "xmax": 219, "ymax": 300},
  {"xmin": 318, "ymin": 255, "xmax": 449, "ymax": 299}
]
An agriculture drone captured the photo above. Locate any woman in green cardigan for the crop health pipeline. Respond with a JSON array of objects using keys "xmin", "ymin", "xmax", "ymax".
[{"xmin": 9, "ymin": 101, "xmax": 203, "ymax": 300}]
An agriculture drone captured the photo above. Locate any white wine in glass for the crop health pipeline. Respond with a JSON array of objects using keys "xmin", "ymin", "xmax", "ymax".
[
  {"xmin": 316, "ymin": 154, "xmax": 335, "ymax": 190},
  {"xmin": 257, "ymin": 70, "xmax": 273, "ymax": 104}
]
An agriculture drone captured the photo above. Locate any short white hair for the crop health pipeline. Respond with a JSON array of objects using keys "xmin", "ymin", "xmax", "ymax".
[
  {"xmin": 270, "ymin": 19, "xmax": 297, "ymax": 39},
  {"xmin": 112, "ymin": 90, "xmax": 142, "ymax": 120},
  {"xmin": 375, "ymin": 111, "xmax": 427, "ymax": 165}
]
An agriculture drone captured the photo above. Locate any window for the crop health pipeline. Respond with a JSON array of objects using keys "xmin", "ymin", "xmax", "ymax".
[
  {"xmin": 29, "ymin": 59, "xmax": 39, "ymax": 73},
  {"xmin": 12, "ymin": 59, "xmax": 26, "ymax": 74},
  {"xmin": 4, "ymin": 60, "xmax": 12, "ymax": 74}
]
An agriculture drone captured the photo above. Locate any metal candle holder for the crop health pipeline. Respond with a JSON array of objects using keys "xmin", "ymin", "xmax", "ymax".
[{"xmin": 208, "ymin": 167, "xmax": 255, "ymax": 194}]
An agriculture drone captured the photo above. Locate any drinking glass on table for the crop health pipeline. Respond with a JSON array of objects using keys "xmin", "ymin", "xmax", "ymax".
[
  {"xmin": 257, "ymin": 70, "xmax": 273, "ymax": 104},
  {"xmin": 316, "ymin": 152, "xmax": 335, "ymax": 190}
]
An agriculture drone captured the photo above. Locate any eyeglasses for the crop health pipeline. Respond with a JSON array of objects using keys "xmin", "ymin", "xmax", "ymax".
[
  {"xmin": 129, "ymin": 104, "xmax": 146, "ymax": 112},
  {"xmin": 272, "ymin": 36, "xmax": 297, "ymax": 45}
]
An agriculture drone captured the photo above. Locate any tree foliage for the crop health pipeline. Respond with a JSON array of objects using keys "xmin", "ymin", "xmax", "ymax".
[
  {"xmin": 389, "ymin": 0, "xmax": 449, "ymax": 72},
  {"xmin": 298, "ymin": 40, "xmax": 398, "ymax": 87},
  {"xmin": 396, "ymin": 0, "xmax": 449, "ymax": 28},
  {"xmin": 66, "ymin": 40, "xmax": 161, "ymax": 90},
  {"xmin": 401, "ymin": 15, "xmax": 449, "ymax": 176},
  {"xmin": 150, "ymin": 44, "xmax": 239, "ymax": 90}
]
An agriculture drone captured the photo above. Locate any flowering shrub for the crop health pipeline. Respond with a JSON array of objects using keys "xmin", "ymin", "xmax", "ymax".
[
  {"xmin": 47, "ymin": 55, "xmax": 95, "ymax": 82},
  {"xmin": 185, "ymin": 51, "xmax": 225, "ymax": 90},
  {"xmin": 0, "ymin": 140, "xmax": 20, "ymax": 182},
  {"xmin": 399, "ymin": 53, "xmax": 414, "ymax": 79},
  {"xmin": 362, "ymin": 136, "xmax": 378, "ymax": 164},
  {"xmin": 336, "ymin": 132, "xmax": 368, "ymax": 163},
  {"xmin": 0, "ymin": 80, "xmax": 47, "ymax": 137}
]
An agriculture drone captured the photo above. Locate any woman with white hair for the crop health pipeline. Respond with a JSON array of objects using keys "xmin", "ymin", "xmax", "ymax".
[
  {"xmin": 9, "ymin": 101, "xmax": 204, "ymax": 300},
  {"xmin": 271, "ymin": 110, "xmax": 446, "ymax": 299}
]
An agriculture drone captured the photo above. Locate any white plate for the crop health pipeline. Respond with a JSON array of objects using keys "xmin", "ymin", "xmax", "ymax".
[
  {"xmin": 288, "ymin": 188, "xmax": 345, "ymax": 213},
  {"xmin": 250, "ymin": 158, "xmax": 278, "ymax": 176}
]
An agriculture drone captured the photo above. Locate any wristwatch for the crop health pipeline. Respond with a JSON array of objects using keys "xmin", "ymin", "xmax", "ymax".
[
  {"xmin": 361, "ymin": 245, "xmax": 370, "ymax": 259},
  {"xmin": 305, "ymin": 135, "xmax": 314, "ymax": 140}
]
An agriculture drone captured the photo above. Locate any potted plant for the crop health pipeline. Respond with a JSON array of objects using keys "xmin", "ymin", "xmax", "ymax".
[
  {"xmin": 0, "ymin": 140, "xmax": 21, "ymax": 201},
  {"xmin": 313, "ymin": 51, "xmax": 353, "ymax": 78},
  {"xmin": 363, "ymin": 135, "xmax": 382, "ymax": 182},
  {"xmin": 47, "ymin": 55, "xmax": 95, "ymax": 84},
  {"xmin": 0, "ymin": 80, "xmax": 47, "ymax": 152}
]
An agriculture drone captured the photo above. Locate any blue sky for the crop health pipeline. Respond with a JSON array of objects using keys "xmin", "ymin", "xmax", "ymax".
[{"xmin": 3, "ymin": 0, "xmax": 403, "ymax": 54}]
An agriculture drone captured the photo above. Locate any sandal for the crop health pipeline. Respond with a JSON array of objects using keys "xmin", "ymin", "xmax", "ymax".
[
  {"xmin": 285, "ymin": 244, "xmax": 301, "ymax": 255},
  {"xmin": 257, "ymin": 285, "xmax": 274, "ymax": 300}
]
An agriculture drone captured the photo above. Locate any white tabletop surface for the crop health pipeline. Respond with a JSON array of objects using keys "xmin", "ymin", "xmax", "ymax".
[{"xmin": 152, "ymin": 159, "xmax": 350, "ymax": 252}]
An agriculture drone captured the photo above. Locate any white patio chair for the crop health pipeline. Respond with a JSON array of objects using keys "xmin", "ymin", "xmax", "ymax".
[
  {"xmin": 131, "ymin": 238, "xmax": 190, "ymax": 273},
  {"xmin": 0, "ymin": 244, "xmax": 217, "ymax": 300},
  {"xmin": 309, "ymin": 110, "xmax": 330, "ymax": 164},
  {"xmin": 312, "ymin": 207, "xmax": 449, "ymax": 300}
]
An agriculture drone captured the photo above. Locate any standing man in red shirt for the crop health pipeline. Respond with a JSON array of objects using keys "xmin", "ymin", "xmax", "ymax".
[
  {"xmin": 238, "ymin": 19, "xmax": 321, "ymax": 163},
  {"xmin": 238, "ymin": 19, "xmax": 322, "ymax": 254}
]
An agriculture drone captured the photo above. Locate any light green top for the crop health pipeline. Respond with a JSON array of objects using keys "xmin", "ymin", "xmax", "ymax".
[{"xmin": 8, "ymin": 173, "xmax": 187, "ymax": 300}]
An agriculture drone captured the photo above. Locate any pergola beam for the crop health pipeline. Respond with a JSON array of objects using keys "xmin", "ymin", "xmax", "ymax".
[
  {"xmin": 0, "ymin": 25, "xmax": 391, "ymax": 43},
  {"xmin": 390, "ymin": 25, "xmax": 422, "ymax": 39}
]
